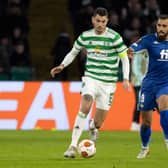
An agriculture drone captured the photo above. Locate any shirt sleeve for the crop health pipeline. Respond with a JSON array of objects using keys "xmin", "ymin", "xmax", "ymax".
[
  {"xmin": 61, "ymin": 46, "xmax": 80, "ymax": 68},
  {"xmin": 130, "ymin": 35, "xmax": 148, "ymax": 53},
  {"xmin": 120, "ymin": 54, "xmax": 130, "ymax": 80},
  {"xmin": 61, "ymin": 35, "xmax": 84, "ymax": 67}
]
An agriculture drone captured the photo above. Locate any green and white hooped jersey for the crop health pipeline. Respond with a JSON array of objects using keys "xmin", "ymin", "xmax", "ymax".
[{"xmin": 74, "ymin": 27, "xmax": 127, "ymax": 83}]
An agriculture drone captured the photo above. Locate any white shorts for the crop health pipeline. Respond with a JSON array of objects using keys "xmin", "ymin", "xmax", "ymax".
[{"xmin": 81, "ymin": 77, "xmax": 116, "ymax": 110}]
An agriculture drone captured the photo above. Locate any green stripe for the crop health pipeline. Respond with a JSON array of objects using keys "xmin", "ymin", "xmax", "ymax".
[
  {"xmin": 80, "ymin": 35, "xmax": 112, "ymax": 43},
  {"xmin": 107, "ymin": 52, "xmax": 119, "ymax": 57},
  {"xmin": 87, "ymin": 57, "xmax": 118, "ymax": 64},
  {"xmin": 86, "ymin": 69, "xmax": 118, "ymax": 77},
  {"xmin": 115, "ymin": 41, "xmax": 126, "ymax": 49},
  {"xmin": 110, "ymin": 32, "xmax": 120, "ymax": 42},
  {"xmin": 80, "ymin": 35, "xmax": 122, "ymax": 44},
  {"xmin": 76, "ymin": 39, "xmax": 84, "ymax": 47},
  {"xmin": 86, "ymin": 64, "xmax": 118, "ymax": 71},
  {"xmin": 85, "ymin": 44, "xmax": 112, "ymax": 50},
  {"xmin": 85, "ymin": 75, "xmax": 117, "ymax": 83}
]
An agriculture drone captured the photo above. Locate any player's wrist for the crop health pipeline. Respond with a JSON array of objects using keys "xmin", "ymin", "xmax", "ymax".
[{"xmin": 60, "ymin": 64, "xmax": 64, "ymax": 70}]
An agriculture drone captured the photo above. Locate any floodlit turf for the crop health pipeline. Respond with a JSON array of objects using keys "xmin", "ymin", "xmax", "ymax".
[{"xmin": 0, "ymin": 130, "xmax": 167, "ymax": 168}]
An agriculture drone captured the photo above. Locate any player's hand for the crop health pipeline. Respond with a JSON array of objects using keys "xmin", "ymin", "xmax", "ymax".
[
  {"xmin": 127, "ymin": 48, "xmax": 134, "ymax": 59},
  {"xmin": 50, "ymin": 64, "xmax": 64, "ymax": 78},
  {"xmin": 123, "ymin": 79, "xmax": 131, "ymax": 91}
]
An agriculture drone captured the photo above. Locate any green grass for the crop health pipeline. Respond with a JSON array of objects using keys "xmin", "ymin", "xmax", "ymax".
[{"xmin": 0, "ymin": 130, "xmax": 167, "ymax": 168}]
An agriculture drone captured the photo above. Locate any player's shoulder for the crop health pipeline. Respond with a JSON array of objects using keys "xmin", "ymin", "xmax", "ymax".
[
  {"xmin": 78, "ymin": 29, "xmax": 95, "ymax": 41},
  {"xmin": 81, "ymin": 28, "xmax": 94, "ymax": 37},
  {"xmin": 141, "ymin": 33, "xmax": 157, "ymax": 42},
  {"xmin": 106, "ymin": 27, "xmax": 122, "ymax": 41},
  {"xmin": 106, "ymin": 27, "xmax": 121, "ymax": 38}
]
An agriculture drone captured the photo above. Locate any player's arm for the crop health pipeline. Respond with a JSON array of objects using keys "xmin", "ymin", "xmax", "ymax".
[
  {"xmin": 127, "ymin": 47, "xmax": 135, "ymax": 59},
  {"xmin": 127, "ymin": 36, "xmax": 148, "ymax": 59},
  {"xmin": 50, "ymin": 33, "xmax": 85, "ymax": 78},
  {"xmin": 119, "ymin": 50, "xmax": 130, "ymax": 91},
  {"xmin": 50, "ymin": 46, "xmax": 80, "ymax": 78},
  {"xmin": 119, "ymin": 50, "xmax": 129, "ymax": 81}
]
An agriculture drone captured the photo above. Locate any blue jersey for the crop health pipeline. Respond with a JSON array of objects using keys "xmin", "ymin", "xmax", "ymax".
[
  {"xmin": 130, "ymin": 33, "xmax": 168, "ymax": 111},
  {"xmin": 130, "ymin": 33, "xmax": 168, "ymax": 86}
]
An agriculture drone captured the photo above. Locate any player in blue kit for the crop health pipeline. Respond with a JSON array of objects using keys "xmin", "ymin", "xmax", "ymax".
[{"xmin": 127, "ymin": 14, "xmax": 168, "ymax": 159}]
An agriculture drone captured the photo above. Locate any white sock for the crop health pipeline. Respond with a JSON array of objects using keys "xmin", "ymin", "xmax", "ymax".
[
  {"xmin": 89, "ymin": 118, "xmax": 95, "ymax": 129},
  {"xmin": 70, "ymin": 111, "xmax": 87, "ymax": 147}
]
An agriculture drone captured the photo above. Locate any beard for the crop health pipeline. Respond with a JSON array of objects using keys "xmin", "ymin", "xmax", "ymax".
[
  {"xmin": 95, "ymin": 26, "xmax": 106, "ymax": 34},
  {"xmin": 157, "ymin": 31, "xmax": 168, "ymax": 42}
]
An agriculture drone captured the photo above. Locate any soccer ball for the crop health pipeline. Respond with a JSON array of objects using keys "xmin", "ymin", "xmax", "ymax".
[{"xmin": 78, "ymin": 139, "xmax": 96, "ymax": 158}]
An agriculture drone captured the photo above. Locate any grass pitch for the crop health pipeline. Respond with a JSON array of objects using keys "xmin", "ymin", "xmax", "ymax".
[{"xmin": 0, "ymin": 130, "xmax": 167, "ymax": 168}]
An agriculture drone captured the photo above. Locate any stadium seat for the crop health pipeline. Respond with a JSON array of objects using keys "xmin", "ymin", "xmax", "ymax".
[
  {"xmin": 0, "ymin": 73, "xmax": 10, "ymax": 80},
  {"xmin": 11, "ymin": 66, "xmax": 33, "ymax": 81}
]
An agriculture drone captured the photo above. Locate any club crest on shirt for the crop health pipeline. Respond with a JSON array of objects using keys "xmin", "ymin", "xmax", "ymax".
[
  {"xmin": 89, "ymin": 41, "xmax": 92, "ymax": 45},
  {"xmin": 94, "ymin": 46, "xmax": 101, "ymax": 53}
]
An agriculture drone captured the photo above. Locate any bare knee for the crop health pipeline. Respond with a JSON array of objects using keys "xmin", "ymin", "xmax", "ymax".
[
  {"xmin": 80, "ymin": 94, "xmax": 93, "ymax": 114},
  {"xmin": 142, "ymin": 116, "xmax": 152, "ymax": 127},
  {"xmin": 142, "ymin": 120, "xmax": 151, "ymax": 127}
]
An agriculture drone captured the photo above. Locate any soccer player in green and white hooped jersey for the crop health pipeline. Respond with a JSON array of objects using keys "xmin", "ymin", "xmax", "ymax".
[
  {"xmin": 77, "ymin": 28, "xmax": 125, "ymax": 83},
  {"xmin": 50, "ymin": 7, "xmax": 130, "ymax": 158}
]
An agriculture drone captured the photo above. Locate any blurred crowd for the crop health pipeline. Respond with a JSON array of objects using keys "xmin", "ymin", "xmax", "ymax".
[{"xmin": 0, "ymin": 0, "xmax": 33, "ymax": 80}]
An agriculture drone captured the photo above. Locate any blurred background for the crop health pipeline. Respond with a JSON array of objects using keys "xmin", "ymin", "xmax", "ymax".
[{"xmin": 0, "ymin": 0, "xmax": 166, "ymax": 81}]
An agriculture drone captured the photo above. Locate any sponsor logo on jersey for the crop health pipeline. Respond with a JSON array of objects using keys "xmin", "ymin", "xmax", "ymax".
[{"xmin": 158, "ymin": 49, "xmax": 168, "ymax": 61}]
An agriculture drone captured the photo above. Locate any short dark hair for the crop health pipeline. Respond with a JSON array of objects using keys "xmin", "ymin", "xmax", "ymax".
[
  {"xmin": 93, "ymin": 7, "xmax": 108, "ymax": 17},
  {"xmin": 158, "ymin": 14, "xmax": 168, "ymax": 20}
]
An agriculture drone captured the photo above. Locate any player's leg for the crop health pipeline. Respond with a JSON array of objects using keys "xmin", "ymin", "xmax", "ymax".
[
  {"xmin": 137, "ymin": 110, "xmax": 152, "ymax": 159},
  {"xmin": 140, "ymin": 111, "xmax": 153, "ymax": 148},
  {"xmin": 130, "ymin": 86, "xmax": 141, "ymax": 131},
  {"xmin": 136, "ymin": 87, "xmax": 155, "ymax": 159},
  {"xmin": 89, "ymin": 82, "xmax": 116, "ymax": 142},
  {"xmin": 137, "ymin": 111, "xmax": 152, "ymax": 159},
  {"xmin": 89, "ymin": 108, "xmax": 108, "ymax": 142},
  {"xmin": 64, "ymin": 94, "xmax": 93, "ymax": 158},
  {"xmin": 157, "ymin": 94, "xmax": 168, "ymax": 149},
  {"xmin": 64, "ymin": 77, "xmax": 95, "ymax": 158},
  {"xmin": 71, "ymin": 94, "xmax": 93, "ymax": 146}
]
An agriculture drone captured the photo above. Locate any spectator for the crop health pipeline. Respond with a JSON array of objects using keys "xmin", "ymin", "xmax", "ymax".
[
  {"xmin": 50, "ymin": 30, "xmax": 72, "ymax": 80},
  {"xmin": 108, "ymin": 10, "xmax": 122, "ymax": 34},
  {"xmin": 142, "ymin": 0, "xmax": 160, "ymax": 33},
  {"xmin": 10, "ymin": 40, "xmax": 31, "ymax": 66},
  {"xmin": 0, "ymin": 35, "xmax": 13, "ymax": 79},
  {"xmin": 123, "ymin": 17, "xmax": 145, "ymax": 45},
  {"xmin": 68, "ymin": 0, "xmax": 94, "ymax": 38}
]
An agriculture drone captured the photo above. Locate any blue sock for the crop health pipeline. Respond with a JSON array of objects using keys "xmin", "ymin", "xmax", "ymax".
[
  {"xmin": 160, "ymin": 110, "xmax": 168, "ymax": 139},
  {"xmin": 140, "ymin": 125, "xmax": 151, "ymax": 147}
]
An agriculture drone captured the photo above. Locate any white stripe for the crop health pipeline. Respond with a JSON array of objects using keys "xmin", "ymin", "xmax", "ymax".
[
  {"xmin": 0, "ymin": 82, "xmax": 24, "ymax": 92},
  {"xmin": 0, "ymin": 100, "xmax": 18, "ymax": 111},
  {"xmin": 0, "ymin": 119, "xmax": 17, "ymax": 129}
]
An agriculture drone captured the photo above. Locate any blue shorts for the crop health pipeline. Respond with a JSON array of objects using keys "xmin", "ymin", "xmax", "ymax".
[{"xmin": 138, "ymin": 84, "xmax": 168, "ymax": 111}]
